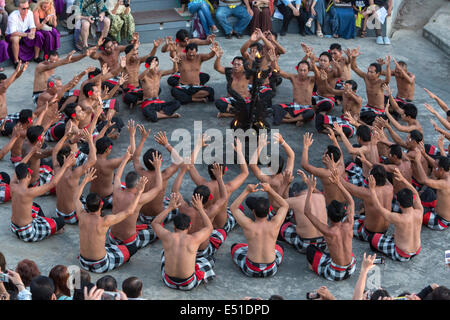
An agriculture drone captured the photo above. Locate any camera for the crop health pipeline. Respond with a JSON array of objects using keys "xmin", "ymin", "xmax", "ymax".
[
  {"xmin": 373, "ymin": 257, "xmax": 385, "ymax": 264},
  {"xmin": 306, "ymin": 292, "xmax": 319, "ymax": 300},
  {"xmin": 91, "ymin": 16, "xmax": 100, "ymax": 22},
  {"xmin": 0, "ymin": 273, "xmax": 8, "ymax": 282},
  {"xmin": 123, "ymin": 0, "xmax": 130, "ymax": 8}
]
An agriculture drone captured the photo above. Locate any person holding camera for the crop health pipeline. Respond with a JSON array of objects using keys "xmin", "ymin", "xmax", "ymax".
[
  {"xmin": 73, "ymin": 0, "xmax": 111, "ymax": 51},
  {"xmin": 33, "ymin": 0, "xmax": 60, "ymax": 62},
  {"xmin": 106, "ymin": 0, "xmax": 134, "ymax": 43}
]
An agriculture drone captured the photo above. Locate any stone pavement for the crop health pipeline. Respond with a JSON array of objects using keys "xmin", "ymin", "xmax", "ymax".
[{"xmin": 0, "ymin": 31, "xmax": 449, "ymax": 300}]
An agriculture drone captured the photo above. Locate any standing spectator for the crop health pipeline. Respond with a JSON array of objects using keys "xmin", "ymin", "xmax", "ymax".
[
  {"xmin": 5, "ymin": 0, "xmax": 44, "ymax": 66},
  {"xmin": 15, "ymin": 259, "xmax": 41, "ymax": 289},
  {"xmin": 106, "ymin": 0, "xmax": 135, "ymax": 43},
  {"xmin": 33, "ymin": 0, "xmax": 60, "ymax": 60},
  {"xmin": 276, "ymin": 0, "xmax": 305, "ymax": 36},
  {"xmin": 215, "ymin": 0, "xmax": 252, "ymax": 39},
  {"xmin": 73, "ymin": 0, "xmax": 111, "ymax": 50},
  {"xmin": 249, "ymin": 0, "xmax": 273, "ymax": 34},
  {"xmin": 188, "ymin": 0, "xmax": 219, "ymax": 37},
  {"xmin": 48, "ymin": 265, "xmax": 72, "ymax": 300},
  {"xmin": 122, "ymin": 276, "xmax": 144, "ymax": 300}
]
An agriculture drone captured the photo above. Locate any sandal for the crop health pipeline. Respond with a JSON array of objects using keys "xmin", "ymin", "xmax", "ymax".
[
  {"xmin": 317, "ymin": 30, "xmax": 323, "ymax": 38},
  {"xmin": 360, "ymin": 30, "xmax": 367, "ymax": 38}
]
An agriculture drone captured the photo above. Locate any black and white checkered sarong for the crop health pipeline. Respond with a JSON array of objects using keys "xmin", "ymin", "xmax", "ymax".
[
  {"xmin": 369, "ymin": 233, "xmax": 421, "ymax": 262},
  {"xmin": 231, "ymin": 243, "xmax": 284, "ymax": 278},
  {"xmin": 79, "ymin": 244, "xmax": 132, "ymax": 273},
  {"xmin": 280, "ymin": 221, "xmax": 327, "ymax": 253},
  {"xmin": 307, "ymin": 245, "xmax": 356, "ymax": 281}
]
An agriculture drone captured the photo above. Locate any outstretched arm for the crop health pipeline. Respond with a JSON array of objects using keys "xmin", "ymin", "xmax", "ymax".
[
  {"xmin": 249, "ymin": 133, "xmax": 271, "ymax": 183},
  {"xmin": 424, "ymin": 88, "xmax": 449, "ymax": 112},
  {"xmin": 226, "ymin": 138, "xmax": 249, "ymax": 194}
]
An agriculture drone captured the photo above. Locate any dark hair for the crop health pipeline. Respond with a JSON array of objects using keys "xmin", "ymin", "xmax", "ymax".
[
  {"xmin": 101, "ymin": 37, "xmax": 113, "ymax": 48},
  {"xmin": 125, "ymin": 171, "xmax": 139, "ymax": 189},
  {"xmin": 232, "ymin": 56, "xmax": 245, "ymax": 64},
  {"xmin": 345, "ymin": 79, "xmax": 358, "ymax": 91},
  {"xmin": 389, "ymin": 144, "xmax": 403, "ymax": 159},
  {"xmin": 48, "ymin": 265, "xmax": 70, "ymax": 297},
  {"xmin": 19, "ymin": 109, "xmax": 33, "ymax": 124},
  {"xmin": 268, "ymin": 154, "xmax": 285, "ymax": 175},
  {"xmin": 438, "ymin": 156, "xmax": 450, "ymax": 171},
  {"xmin": 15, "ymin": 163, "xmax": 31, "ymax": 180},
  {"xmin": 143, "ymin": 148, "xmax": 162, "ymax": 171},
  {"xmin": 145, "ymin": 56, "xmax": 158, "ymax": 66},
  {"xmin": 87, "ymin": 68, "xmax": 101, "ymax": 79},
  {"xmin": 174, "ymin": 213, "xmax": 191, "ymax": 230},
  {"xmin": 327, "ymin": 200, "xmax": 346, "ymax": 222},
  {"xmin": 0, "ymin": 252, "xmax": 6, "ymax": 273},
  {"xmin": 125, "ymin": 44, "xmax": 135, "ymax": 55},
  {"xmin": 249, "ymin": 42, "xmax": 263, "ymax": 53},
  {"xmin": 30, "ymin": 276, "xmax": 55, "ymax": 300},
  {"xmin": 48, "ymin": 50, "xmax": 58, "ymax": 58},
  {"xmin": 403, "ymin": 104, "xmax": 417, "ymax": 119},
  {"xmin": 247, "ymin": 197, "xmax": 270, "ymax": 218},
  {"xmin": 397, "ymin": 188, "xmax": 413, "ymax": 208},
  {"xmin": 370, "ymin": 289, "xmax": 390, "ymax": 300},
  {"xmin": 326, "ymin": 145, "xmax": 341, "ymax": 163},
  {"xmin": 329, "ymin": 43, "xmax": 342, "ymax": 51},
  {"xmin": 185, "ymin": 43, "xmax": 198, "ymax": 52},
  {"xmin": 370, "ymin": 165, "xmax": 387, "ymax": 186},
  {"xmin": 369, "ymin": 63, "xmax": 382, "ymax": 74},
  {"xmin": 409, "ymin": 130, "xmax": 423, "ymax": 143},
  {"xmin": 447, "ymin": 110, "xmax": 450, "ymax": 117},
  {"xmin": 96, "ymin": 275, "xmax": 117, "ymax": 292},
  {"xmin": 57, "ymin": 146, "xmax": 72, "ymax": 167},
  {"xmin": 319, "ymin": 51, "xmax": 332, "ymax": 61},
  {"xmin": 207, "ymin": 163, "xmax": 226, "ymax": 180},
  {"xmin": 431, "ymin": 286, "xmax": 450, "ymax": 300},
  {"xmin": 85, "ymin": 193, "xmax": 102, "ymax": 212},
  {"xmin": 82, "ymin": 82, "xmax": 96, "ymax": 98},
  {"xmin": 193, "ymin": 185, "xmax": 211, "ymax": 204},
  {"xmin": 122, "ymin": 277, "xmax": 143, "ymax": 299},
  {"xmin": 269, "ymin": 294, "xmax": 284, "ymax": 300},
  {"xmin": 96, "ymin": 137, "xmax": 113, "ymax": 154},
  {"xmin": 356, "ymin": 125, "xmax": 371, "ymax": 142},
  {"xmin": 64, "ymin": 103, "xmax": 78, "ymax": 120},
  {"xmin": 26, "ymin": 125, "xmax": 44, "ymax": 144},
  {"xmin": 175, "ymin": 29, "xmax": 189, "ymax": 42},
  {"xmin": 397, "ymin": 60, "xmax": 407, "ymax": 68},
  {"xmin": 0, "ymin": 73, "xmax": 7, "ymax": 81},
  {"xmin": 0, "ymin": 172, "xmax": 10, "ymax": 185},
  {"xmin": 297, "ymin": 60, "xmax": 310, "ymax": 70}
]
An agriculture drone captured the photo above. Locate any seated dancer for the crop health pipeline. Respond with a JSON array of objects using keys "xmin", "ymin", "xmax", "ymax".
[
  {"xmin": 271, "ymin": 59, "xmax": 315, "ymax": 126},
  {"xmin": 240, "ymin": 28, "xmax": 275, "ymax": 108},
  {"xmin": 89, "ymin": 36, "xmax": 127, "ymax": 70},
  {"xmin": 340, "ymin": 165, "xmax": 393, "ymax": 242},
  {"xmin": 75, "ymin": 168, "xmax": 146, "ymax": 273},
  {"xmin": 230, "ymin": 183, "xmax": 288, "ymax": 278},
  {"xmin": 278, "ymin": 171, "xmax": 329, "ymax": 254},
  {"xmin": 368, "ymin": 170, "xmax": 423, "ymax": 262},
  {"xmin": 52, "ymin": 128, "xmax": 96, "ymax": 224},
  {"xmin": 212, "ymin": 45, "xmax": 251, "ymax": 118},
  {"xmin": 388, "ymin": 58, "xmax": 415, "ymax": 109},
  {"xmin": 107, "ymin": 147, "xmax": 163, "ymax": 250},
  {"xmin": 151, "ymin": 193, "xmax": 216, "ymax": 291},
  {"xmin": 304, "ymin": 170, "xmax": 357, "ymax": 281},
  {"xmin": 0, "ymin": 61, "xmax": 28, "ymax": 120},
  {"xmin": 412, "ymin": 154, "xmax": 450, "ymax": 231},
  {"xmin": 186, "ymin": 134, "xmax": 248, "ymax": 234},
  {"xmin": 170, "ymin": 42, "xmax": 216, "ymax": 105},
  {"xmin": 32, "ymin": 49, "xmax": 93, "ymax": 107},
  {"xmin": 131, "ymin": 126, "xmax": 182, "ymax": 224},
  {"xmin": 301, "ymin": 43, "xmax": 340, "ymax": 115},
  {"xmin": 9, "ymin": 154, "xmax": 74, "ymax": 242},
  {"xmin": 2, "ymin": 109, "xmax": 33, "ymax": 164},
  {"xmin": 170, "ymin": 162, "xmax": 228, "ymax": 258},
  {"xmin": 161, "ymin": 29, "xmax": 216, "ymax": 87},
  {"xmin": 89, "ymin": 120, "xmax": 136, "ymax": 209},
  {"xmin": 248, "ymin": 132, "xmax": 294, "ymax": 211},
  {"xmin": 301, "ymin": 132, "xmax": 347, "ymax": 205},
  {"xmin": 122, "ymin": 40, "xmax": 161, "ymax": 109},
  {"xmin": 139, "ymin": 55, "xmax": 181, "ymax": 122},
  {"xmin": 349, "ymin": 47, "xmax": 391, "ymax": 125}
]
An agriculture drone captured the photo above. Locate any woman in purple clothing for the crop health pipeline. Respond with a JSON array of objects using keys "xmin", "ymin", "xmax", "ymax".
[{"xmin": 33, "ymin": 0, "xmax": 60, "ymax": 61}]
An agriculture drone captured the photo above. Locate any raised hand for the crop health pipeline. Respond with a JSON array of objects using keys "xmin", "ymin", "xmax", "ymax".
[
  {"xmin": 149, "ymin": 152, "xmax": 162, "ymax": 171},
  {"xmin": 137, "ymin": 124, "xmax": 150, "ymax": 139},
  {"xmin": 245, "ymin": 184, "xmax": 259, "ymax": 193},
  {"xmin": 136, "ymin": 176, "xmax": 148, "ymax": 193},
  {"xmin": 168, "ymin": 192, "xmax": 182, "ymax": 210},
  {"xmin": 127, "ymin": 119, "xmax": 136, "ymax": 136},
  {"xmin": 211, "ymin": 162, "xmax": 223, "ymax": 180},
  {"xmin": 368, "ymin": 175, "xmax": 376, "ymax": 191},
  {"xmin": 423, "ymin": 88, "xmax": 437, "ymax": 100},
  {"xmin": 305, "ymin": 173, "xmax": 317, "ymax": 191},
  {"xmin": 303, "ymin": 132, "xmax": 314, "ymax": 148},
  {"xmin": 154, "ymin": 131, "xmax": 169, "ymax": 146},
  {"xmin": 63, "ymin": 153, "xmax": 77, "ymax": 168},
  {"xmin": 191, "ymin": 193, "xmax": 204, "ymax": 211},
  {"xmin": 234, "ymin": 137, "xmax": 243, "ymax": 154}
]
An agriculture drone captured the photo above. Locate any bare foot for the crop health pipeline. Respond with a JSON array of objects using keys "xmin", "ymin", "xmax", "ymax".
[
  {"xmin": 55, "ymin": 227, "xmax": 65, "ymax": 235},
  {"xmin": 217, "ymin": 112, "xmax": 225, "ymax": 118},
  {"xmin": 171, "ymin": 113, "xmax": 181, "ymax": 118}
]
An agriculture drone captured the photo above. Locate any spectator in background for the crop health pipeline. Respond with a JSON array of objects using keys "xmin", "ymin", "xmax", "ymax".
[
  {"xmin": 0, "ymin": 0, "xmax": 8, "ymax": 35},
  {"xmin": 33, "ymin": 0, "xmax": 60, "ymax": 61},
  {"xmin": 5, "ymin": 0, "xmax": 37, "ymax": 13},
  {"xmin": 188, "ymin": 0, "xmax": 219, "ymax": 37},
  {"xmin": 177, "ymin": 0, "xmax": 189, "ymax": 14},
  {"xmin": 30, "ymin": 275, "xmax": 56, "ymax": 300},
  {"xmin": 304, "ymin": 0, "xmax": 325, "ymax": 37},
  {"xmin": 215, "ymin": 0, "xmax": 252, "ymax": 39},
  {"xmin": 106, "ymin": 0, "xmax": 135, "ymax": 43},
  {"xmin": 96, "ymin": 274, "xmax": 118, "ymax": 292},
  {"xmin": 48, "ymin": 265, "xmax": 72, "ymax": 300},
  {"xmin": 365, "ymin": 0, "xmax": 392, "ymax": 45},
  {"xmin": 5, "ymin": 0, "xmax": 45, "ymax": 66},
  {"xmin": 276, "ymin": 0, "xmax": 306, "ymax": 36},
  {"xmin": 122, "ymin": 276, "xmax": 144, "ymax": 300},
  {"xmin": 15, "ymin": 259, "xmax": 40, "ymax": 289},
  {"xmin": 352, "ymin": 0, "xmax": 369, "ymax": 37},
  {"xmin": 249, "ymin": 0, "xmax": 273, "ymax": 34}
]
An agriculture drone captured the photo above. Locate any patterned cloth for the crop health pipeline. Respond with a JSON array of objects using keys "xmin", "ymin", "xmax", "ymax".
[
  {"xmin": 196, "ymin": 228, "xmax": 227, "ymax": 258},
  {"xmin": 107, "ymin": 223, "xmax": 157, "ymax": 248},
  {"xmin": 312, "ymin": 93, "xmax": 335, "ymax": 113},
  {"xmin": 160, "ymin": 250, "xmax": 216, "ymax": 291},
  {"xmin": 108, "ymin": 8, "xmax": 135, "ymax": 43},
  {"xmin": 29, "ymin": 165, "xmax": 55, "ymax": 195},
  {"xmin": 78, "ymin": 243, "xmax": 135, "ymax": 273},
  {"xmin": 315, "ymin": 113, "xmax": 355, "ymax": 138},
  {"xmin": 279, "ymin": 221, "xmax": 327, "ymax": 253},
  {"xmin": 44, "ymin": 120, "xmax": 66, "ymax": 142},
  {"xmin": 56, "ymin": 208, "xmax": 78, "ymax": 225},
  {"xmin": 369, "ymin": 233, "xmax": 421, "ymax": 262},
  {"xmin": 231, "ymin": 243, "xmax": 284, "ymax": 278},
  {"xmin": 272, "ymin": 102, "xmax": 314, "ymax": 125},
  {"xmin": 307, "ymin": 245, "xmax": 356, "ymax": 281},
  {"xmin": 352, "ymin": 214, "xmax": 387, "ymax": 242},
  {"xmin": 422, "ymin": 190, "xmax": 449, "ymax": 231},
  {"xmin": 345, "ymin": 162, "xmax": 368, "ymax": 187},
  {"xmin": 0, "ymin": 183, "xmax": 11, "ymax": 203}
]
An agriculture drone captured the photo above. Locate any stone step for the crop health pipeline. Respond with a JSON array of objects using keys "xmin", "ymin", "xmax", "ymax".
[{"xmin": 423, "ymin": 3, "xmax": 450, "ymax": 56}]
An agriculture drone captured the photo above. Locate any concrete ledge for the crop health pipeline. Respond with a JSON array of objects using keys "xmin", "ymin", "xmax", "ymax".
[{"xmin": 423, "ymin": 3, "xmax": 450, "ymax": 56}]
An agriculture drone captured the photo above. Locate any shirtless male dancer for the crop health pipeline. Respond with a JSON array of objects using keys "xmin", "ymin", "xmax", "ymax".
[
  {"xmin": 9, "ymin": 154, "xmax": 75, "ymax": 242},
  {"xmin": 387, "ymin": 58, "xmax": 415, "ymax": 108},
  {"xmin": 271, "ymin": 59, "xmax": 315, "ymax": 126},
  {"xmin": 0, "ymin": 61, "xmax": 28, "ymax": 119},
  {"xmin": 139, "ymin": 55, "xmax": 181, "ymax": 122},
  {"xmin": 107, "ymin": 148, "xmax": 163, "ymax": 250},
  {"xmin": 170, "ymin": 42, "xmax": 216, "ymax": 105},
  {"xmin": 75, "ymin": 168, "xmax": 146, "ymax": 273},
  {"xmin": 304, "ymin": 170, "xmax": 357, "ymax": 281},
  {"xmin": 230, "ymin": 182, "xmax": 289, "ymax": 278},
  {"xmin": 368, "ymin": 170, "xmax": 423, "ymax": 262},
  {"xmin": 151, "ymin": 193, "xmax": 216, "ymax": 291}
]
